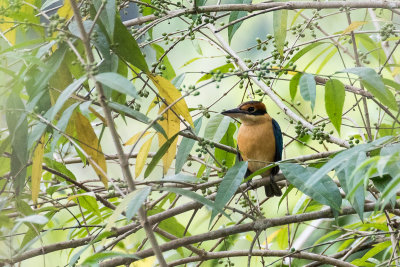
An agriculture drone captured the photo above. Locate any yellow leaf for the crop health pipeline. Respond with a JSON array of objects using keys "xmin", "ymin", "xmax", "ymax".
[
  {"xmin": 266, "ymin": 228, "xmax": 281, "ymax": 244},
  {"xmin": 342, "ymin": 21, "xmax": 367, "ymax": 34},
  {"xmin": 32, "ymin": 135, "xmax": 45, "ymax": 204},
  {"xmin": 271, "ymin": 66, "xmax": 297, "ymax": 75},
  {"xmin": 58, "ymin": 0, "xmax": 75, "ymax": 20},
  {"xmin": 88, "ymin": 106, "xmax": 107, "ymax": 126},
  {"xmin": 124, "ymin": 131, "xmax": 150, "ymax": 146},
  {"xmin": 147, "ymin": 74, "xmax": 194, "ymax": 127},
  {"xmin": 72, "ymin": 112, "xmax": 108, "ymax": 188},
  {"xmin": 131, "ymin": 256, "xmax": 155, "ymax": 267},
  {"xmin": 392, "ymin": 66, "xmax": 400, "ymax": 77},
  {"xmin": 158, "ymin": 104, "xmax": 180, "ymax": 174},
  {"xmin": 146, "ymin": 96, "xmax": 159, "ymax": 115},
  {"xmin": 135, "ymin": 136, "xmax": 154, "ymax": 177}
]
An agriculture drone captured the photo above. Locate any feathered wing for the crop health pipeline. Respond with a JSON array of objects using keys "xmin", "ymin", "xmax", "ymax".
[
  {"xmin": 264, "ymin": 119, "xmax": 283, "ymax": 197},
  {"xmin": 272, "ymin": 119, "xmax": 283, "ymax": 175}
]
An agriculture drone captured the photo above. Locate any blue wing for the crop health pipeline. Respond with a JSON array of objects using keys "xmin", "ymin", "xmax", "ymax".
[{"xmin": 272, "ymin": 119, "xmax": 283, "ymax": 175}]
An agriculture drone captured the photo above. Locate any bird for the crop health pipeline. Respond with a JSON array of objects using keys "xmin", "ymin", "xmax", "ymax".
[{"xmin": 221, "ymin": 100, "xmax": 283, "ymax": 197}]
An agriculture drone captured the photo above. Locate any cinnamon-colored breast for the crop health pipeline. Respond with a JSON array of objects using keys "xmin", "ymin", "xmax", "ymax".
[{"xmin": 237, "ymin": 114, "xmax": 276, "ymax": 176}]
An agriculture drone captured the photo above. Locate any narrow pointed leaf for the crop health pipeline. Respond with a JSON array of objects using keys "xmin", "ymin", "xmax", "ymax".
[
  {"xmin": 228, "ymin": 0, "xmax": 252, "ymax": 43},
  {"xmin": 175, "ymin": 118, "xmax": 202, "ymax": 174},
  {"xmin": 31, "ymin": 135, "xmax": 45, "ymax": 204},
  {"xmin": 325, "ymin": 79, "xmax": 345, "ymax": 134},
  {"xmin": 95, "ymin": 72, "xmax": 139, "ymax": 98},
  {"xmin": 148, "ymin": 74, "xmax": 194, "ymax": 127},
  {"xmin": 135, "ymin": 136, "xmax": 154, "ymax": 177},
  {"xmin": 299, "ymin": 73, "xmax": 316, "ymax": 110},
  {"xmin": 289, "ymin": 72, "xmax": 301, "ymax": 100},
  {"xmin": 210, "ymin": 161, "xmax": 248, "ymax": 223},
  {"xmin": 273, "ymin": 9, "xmax": 288, "ymax": 56}
]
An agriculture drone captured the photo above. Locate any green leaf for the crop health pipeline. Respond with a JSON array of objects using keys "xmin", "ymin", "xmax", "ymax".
[
  {"xmin": 95, "ymin": 72, "xmax": 138, "ymax": 98},
  {"xmin": 6, "ymin": 93, "xmax": 28, "ymax": 195},
  {"xmin": 175, "ymin": 117, "xmax": 202, "ymax": 174},
  {"xmin": 172, "ymin": 73, "xmax": 186, "ymax": 88},
  {"xmin": 273, "ymin": 9, "xmax": 288, "ymax": 56},
  {"xmin": 197, "ymin": 63, "xmax": 234, "ymax": 83},
  {"xmin": 306, "ymin": 137, "xmax": 392, "ymax": 190},
  {"xmin": 299, "ymin": 73, "xmax": 316, "ymax": 110},
  {"xmin": 351, "ymin": 241, "xmax": 391, "ymax": 266},
  {"xmin": 16, "ymin": 215, "xmax": 48, "ymax": 224},
  {"xmin": 161, "ymin": 187, "xmax": 230, "ymax": 219},
  {"xmin": 316, "ymin": 47, "xmax": 337, "ymax": 74},
  {"xmin": 151, "ymin": 44, "xmax": 176, "ymax": 80},
  {"xmin": 51, "ymin": 102, "xmax": 80, "ymax": 150},
  {"xmin": 44, "ymin": 158, "xmax": 77, "ymax": 181},
  {"xmin": 105, "ymin": 187, "xmax": 151, "ymax": 231},
  {"xmin": 325, "ymin": 79, "xmax": 345, "ymax": 134},
  {"xmin": 126, "ymin": 187, "xmax": 151, "ymax": 220},
  {"xmin": 192, "ymin": 39, "xmax": 203, "ymax": 55},
  {"xmin": 94, "ymin": 0, "xmax": 115, "ymax": 40},
  {"xmin": 144, "ymin": 133, "xmax": 179, "ymax": 178},
  {"xmin": 383, "ymin": 78, "xmax": 400, "ymax": 91},
  {"xmin": 280, "ymin": 163, "xmax": 342, "ymax": 211},
  {"xmin": 357, "ymin": 34, "xmax": 387, "ymax": 68},
  {"xmin": 113, "ymin": 18, "xmax": 148, "ymax": 72},
  {"xmin": 108, "ymin": 101, "xmax": 166, "ymax": 137},
  {"xmin": 336, "ymin": 153, "xmax": 366, "ymax": 221},
  {"xmin": 228, "ymin": 0, "xmax": 252, "ymax": 44},
  {"xmin": 339, "ymin": 67, "xmax": 397, "ymax": 110},
  {"xmin": 50, "ymin": 76, "xmax": 87, "ymax": 120},
  {"xmin": 204, "ymin": 114, "xmax": 232, "ymax": 142},
  {"xmin": 289, "ymin": 72, "xmax": 301, "ymax": 100},
  {"xmin": 82, "ymin": 251, "xmax": 139, "ymax": 265},
  {"xmin": 215, "ymin": 122, "xmax": 236, "ymax": 170},
  {"xmin": 210, "ymin": 161, "xmax": 248, "ymax": 223},
  {"xmin": 162, "ymin": 173, "xmax": 199, "ymax": 183}
]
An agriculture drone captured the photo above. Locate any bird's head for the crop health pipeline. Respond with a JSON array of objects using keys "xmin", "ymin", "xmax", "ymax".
[{"xmin": 221, "ymin": 101, "xmax": 268, "ymax": 125}]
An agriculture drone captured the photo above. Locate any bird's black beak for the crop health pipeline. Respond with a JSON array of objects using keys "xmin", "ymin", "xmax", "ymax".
[{"xmin": 221, "ymin": 107, "xmax": 243, "ymax": 117}]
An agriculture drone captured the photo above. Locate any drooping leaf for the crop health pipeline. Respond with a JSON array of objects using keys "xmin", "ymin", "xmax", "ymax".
[
  {"xmin": 50, "ymin": 76, "xmax": 87, "ymax": 120},
  {"xmin": 105, "ymin": 187, "xmax": 151, "ymax": 231},
  {"xmin": 204, "ymin": 114, "xmax": 231, "ymax": 142},
  {"xmin": 280, "ymin": 163, "xmax": 342, "ymax": 211},
  {"xmin": 382, "ymin": 78, "xmax": 400, "ymax": 91},
  {"xmin": 215, "ymin": 122, "xmax": 236, "ymax": 170},
  {"xmin": 342, "ymin": 21, "xmax": 367, "ymax": 34},
  {"xmin": 144, "ymin": 133, "xmax": 179, "ymax": 178},
  {"xmin": 197, "ymin": 63, "xmax": 234, "ymax": 83},
  {"xmin": 210, "ymin": 161, "xmax": 248, "ymax": 223},
  {"xmin": 108, "ymin": 101, "xmax": 166, "ymax": 137},
  {"xmin": 157, "ymin": 104, "xmax": 180, "ymax": 174},
  {"xmin": 93, "ymin": 0, "xmax": 115, "ymax": 40},
  {"xmin": 339, "ymin": 67, "xmax": 397, "ymax": 110},
  {"xmin": 228, "ymin": 0, "xmax": 252, "ymax": 44},
  {"xmin": 68, "ymin": 192, "xmax": 101, "ymax": 219},
  {"xmin": 148, "ymin": 74, "xmax": 194, "ymax": 127},
  {"xmin": 6, "ymin": 93, "xmax": 28, "ymax": 194},
  {"xmin": 151, "ymin": 44, "xmax": 176, "ymax": 80},
  {"xmin": 135, "ymin": 136, "xmax": 154, "ymax": 177},
  {"xmin": 124, "ymin": 131, "xmax": 151, "ymax": 146},
  {"xmin": 306, "ymin": 137, "xmax": 392, "ymax": 190},
  {"xmin": 95, "ymin": 72, "xmax": 139, "ymax": 98},
  {"xmin": 31, "ymin": 135, "xmax": 45, "ymax": 204},
  {"xmin": 289, "ymin": 72, "xmax": 302, "ymax": 100},
  {"xmin": 299, "ymin": 73, "xmax": 316, "ymax": 110},
  {"xmin": 336, "ymin": 153, "xmax": 366, "ymax": 221},
  {"xmin": 351, "ymin": 241, "xmax": 391, "ymax": 266},
  {"xmin": 113, "ymin": 18, "xmax": 148, "ymax": 72},
  {"xmin": 126, "ymin": 187, "xmax": 151, "ymax": 220},
  {"xmin": 20, "ymin": 210, "xmax": 57, "ymax": 249},
  {"xmin": 70, "ymin": 112, "xmax": 108, "ymax": 188},
  {"xmin": 161, "ymin": 187, "xmax": 229, "ymax": 219},
  {"xmin": 325, "ymin": 79, "xmax": 345, "ymax": 134},
  {"xmin": 273, "ymin": 9, "xmax": 288, "ymax": 56},
  {"xmin": 82, "ymin": 252, "xmax": 139, "ymax": 266},
  {"xmin": 175, "ymin": 117, "xmax": 203, "ymax": 174},
  {"xmin": 357, "ymin": 34, "xmax": 387, "ymax": 67}
]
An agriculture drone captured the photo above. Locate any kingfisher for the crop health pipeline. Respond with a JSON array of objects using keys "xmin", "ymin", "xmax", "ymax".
[{"xmin": 222, "ymin": 101, "xmax": 283, "ymax": 197}]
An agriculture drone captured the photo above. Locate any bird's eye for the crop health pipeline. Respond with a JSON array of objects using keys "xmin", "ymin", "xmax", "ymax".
[{"xmin": 247, "ymin": 107, "xmax": 255, "ymax": 112}]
